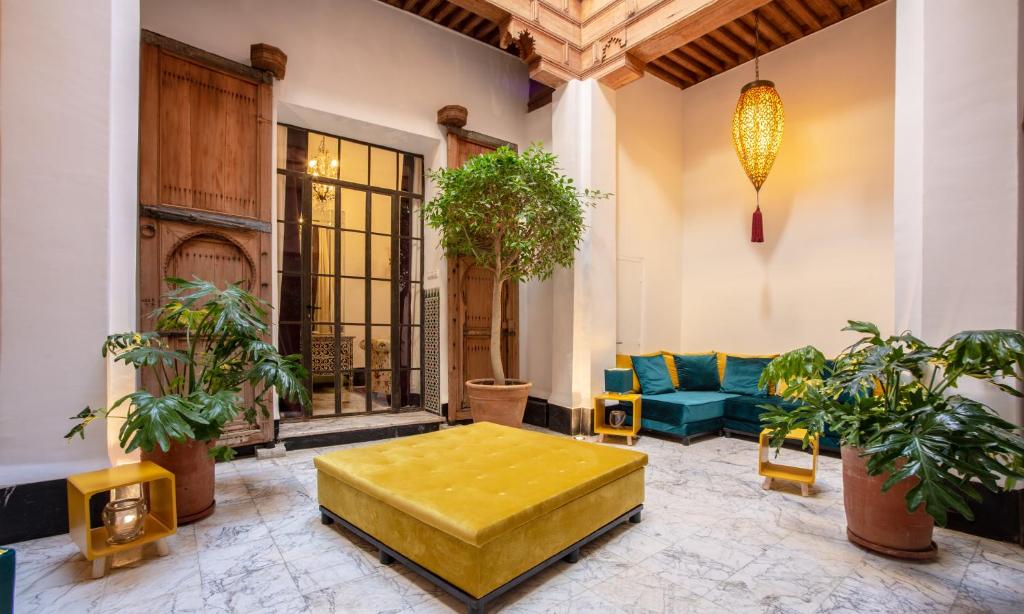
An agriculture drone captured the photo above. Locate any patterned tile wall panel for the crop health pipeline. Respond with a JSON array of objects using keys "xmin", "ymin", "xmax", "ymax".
[{"xmin": 424, "ymin": 288, "xmax": 441, "ymax": 414}]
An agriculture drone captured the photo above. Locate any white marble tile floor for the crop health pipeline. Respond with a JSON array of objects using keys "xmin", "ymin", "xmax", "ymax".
[{"xmin": 6, "ymin": 431, "xmax": 1023, "ymax": 613}]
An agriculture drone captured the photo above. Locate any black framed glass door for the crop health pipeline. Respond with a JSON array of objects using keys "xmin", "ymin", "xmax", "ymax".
[{"xmin": 276, "ymin": 125, "xmax": 424, "ymax": 418}]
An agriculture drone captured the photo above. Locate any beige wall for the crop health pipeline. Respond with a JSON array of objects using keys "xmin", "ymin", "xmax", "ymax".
[
  {"xmin": 616, "ymin": 75, "xmax": 686, "ymax": 354},
  {"xmin": 672, "ymin": 2, "xmax": 896, "ymax": 356}
]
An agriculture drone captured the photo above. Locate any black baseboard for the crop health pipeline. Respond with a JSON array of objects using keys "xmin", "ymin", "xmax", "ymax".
[
  {"xmin": 279, "ymin": 421, "xmax": 441, "ymax": 451},
  {"xmin": 0, "ymin": 479, "xmax": 109, "ymax": 546},
  {"xmin": 947, "ymin": 487, "xmax": 1023, "ymax": 545},
  {"xmin": 524, "ymin": 396, "xmax": 548, "ymax": 428},
  {"xmin": 546, "ymin": 403, "xmax": 592, "ymax": 436}
]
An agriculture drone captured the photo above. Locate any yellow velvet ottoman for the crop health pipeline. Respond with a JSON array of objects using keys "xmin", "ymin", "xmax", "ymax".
[{"xmin": 315, "ymin": 422, "xmax": 647, "ymax": 613}]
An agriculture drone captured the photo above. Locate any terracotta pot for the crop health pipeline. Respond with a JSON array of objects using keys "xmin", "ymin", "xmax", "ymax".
[
  {"xmin": 142, "ymin": 439, "xmax": 216, "ymax": 524},
  {"xmin": 465, "ymin": 379, "xmax": 532, "ymax": 428},
  {"xmin": 841, "ymin": 446, "xmax": 936, "ymax": 559}
]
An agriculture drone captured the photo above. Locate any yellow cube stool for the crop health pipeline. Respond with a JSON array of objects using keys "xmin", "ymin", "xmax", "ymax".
[
  {"xmin": 758, "ymin": 428, "xmax": 818, "ymax": 496},
  {"xmin": 67, "ymin": 461, "xmax": 176, "ymax": 578},
  {"xmin": 593, "ymin": 392, "xmax": 641, "ymax": 445}
]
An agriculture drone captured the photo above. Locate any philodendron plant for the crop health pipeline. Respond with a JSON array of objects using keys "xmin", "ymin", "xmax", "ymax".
[
  {"xmin": 759, "ymin": 321, "xmax": 1024, "ymax": 525},
  {"xmin": 66, "ymin": 278, "xmax": 309, "ymax": 460},
  {"xmin": 424, "ymin": 144, "xmax": 607, "ymax": 385}
]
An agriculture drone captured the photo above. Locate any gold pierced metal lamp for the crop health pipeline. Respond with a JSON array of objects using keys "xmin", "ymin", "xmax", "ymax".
[{"xmin": 732, "ymin": 14, "xmax": 784, "ymax": 243}]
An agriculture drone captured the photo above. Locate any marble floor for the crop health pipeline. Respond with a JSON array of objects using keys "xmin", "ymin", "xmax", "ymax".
[{"xmin": 8, "ymin": 430, "xmax": 1024, "ymax": 614}]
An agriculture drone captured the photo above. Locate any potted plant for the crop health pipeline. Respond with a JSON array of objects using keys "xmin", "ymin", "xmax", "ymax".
[
  {"xmin": 424, "ymin": 145, "xmax": 605, "ymax": 427},
  {"xmin": 760, "ymin": 321, "xmax": 1024, "ymax": 559},
  {"xmin": 66, "ymin": 278, "xmax": 308, "ymax": 523}
]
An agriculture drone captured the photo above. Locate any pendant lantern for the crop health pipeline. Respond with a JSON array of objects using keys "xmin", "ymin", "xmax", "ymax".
[{"xmin": 732, "ymin": 14, "xmax": 784, "ymax": 243}]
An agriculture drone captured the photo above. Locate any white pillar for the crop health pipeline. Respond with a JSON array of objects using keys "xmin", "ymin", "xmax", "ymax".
[
  {"xmin": 548, "ymin": 80, "xmax": 617, "ymax": 428},
  {"xmin": 0, "ymin": 0, "xmax": 140, "ymax": 485},
  {"xmin": 894, "ymin": 0, "xmax": 1022, "ymax": 423}
]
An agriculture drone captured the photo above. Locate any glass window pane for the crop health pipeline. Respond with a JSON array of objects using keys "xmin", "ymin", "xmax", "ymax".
[
  {"xmin": 340, "ymin": 231, "xmax": 365, "ymax": 277},
  {"xmin": 340, "ymin": 278, "xmax": 365, "ymax": 324},
  {"xmin": 307, "ymin": 133, "xmax": 339, "ymax": 181},
  {"xmin": 370, "ymin": 235, "xmax": 391, "ymax": 279},
  {"xmin": 311, "ymin": 275, "xmax": 335, "ymax": 325},
  {"xmin": 397, "ymin": 326, "xmax": 420, "ymax": 370},
  {"xmin": 399, "ymin": 237, "xmax": 421, "ymax": 284},
  {"xmin": 371, "ymin": 280, "xmax": 390, "ymax": 324},
  {"xmin": 371, "ymin": 193, "xmax": 392, "ymax": 235},
  {"xmin": 312, "ymin": 226, "xmax": 334, "ymax": 276},
  {"xmin": 370, "ymin": 147, "xmax": 397, "ymax": 190},
  {"xmin": 286, "ymin": 127, "xmax": 307, "ymax": 172},
  {"xmin": 277, "ymin": 222, "xmax": 302, "ymax": 273},
  {"xmin": 276, "ymin": 124, "xmax": 288, "ymax": 170},
  {"xmin": 278, "ymin": 174, "xmax": 302, "ymax": 224},
  {"xmin": 341, "ymin": 139, "xmax": 369, "ymax": 185},
  {"xmin": 340, "ymin": 188, "xmax": 366, "ymax": 231},
  {"xmin": 400, "ymin": 154, "xmax": 423, "ymax": 194},
  {"xmin": 399, "ymin": 197, "xmax": 421, "ymax": 238},
  {"xmin": 367, "ymin": 325, "xmax": 393, "ymax": 403},
  {"xmin": 278, "ymin": 274, "xmax": 303, "ymax": 323}
]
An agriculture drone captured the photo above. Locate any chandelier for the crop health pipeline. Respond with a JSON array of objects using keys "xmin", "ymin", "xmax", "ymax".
[
  {"xmin": 307, "ymin": 136, "xmax": 339, "ymax": 206},
  {"xmin": 731, "ymin": 13, "xmax": 784, "ymax": 243}
]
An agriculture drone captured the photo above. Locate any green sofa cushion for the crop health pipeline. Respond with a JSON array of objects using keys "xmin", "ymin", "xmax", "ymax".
[
  {"xmin": 721, "ymin": 356, "xmax": 773, "ymax": 397},
  {"xmin": 631, "ymin": 354, "xmax": 674, "ymax": 394},
  {"xmin": 641, "ymin": 390, "xmax": 736, "ymax": 426},
  {"xmin": 723, "ymin": 395, "xmax": 798, "ymax": 423},
  {"xmin": 672, "ymin": 353, "xmax": 720, "ymax": 391}
]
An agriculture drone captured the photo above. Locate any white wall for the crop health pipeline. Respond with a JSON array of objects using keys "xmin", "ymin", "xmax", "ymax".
[
  {"xmin": 672, "ymin": 2, "xmax": 896, "ymax": 356},
  {"xmin": 616, "ymin": 75, "xmax": 686, "ymax": 353},
  {"xmin": 142, "ymin": 0, "xmax": 530, "ymax": 406},
  {"xmin": 0, "ymin": 0, "xmax": 140, "ymax": 486}
]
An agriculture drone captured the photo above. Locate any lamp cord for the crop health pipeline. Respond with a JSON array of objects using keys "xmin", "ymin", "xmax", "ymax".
[{"xmin": 754, "ymin": 13, "xmax": 760, "ymax": 81}]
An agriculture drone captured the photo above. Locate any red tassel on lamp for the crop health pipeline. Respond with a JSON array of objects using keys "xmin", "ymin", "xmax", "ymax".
[{"xmin": 751, "ymin": 203, "xmax": 764, "ymax": 243}]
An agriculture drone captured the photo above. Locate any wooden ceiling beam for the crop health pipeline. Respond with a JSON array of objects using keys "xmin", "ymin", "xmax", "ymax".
[
  {"xmin": 470, "ymin": 19, "xmax": 497, "ymax": 38},
  {"xmin": 781, "ymin": 0, "xmax": 823, "ymax": 30},
  {"xmin": 432, "ymin": 2, "xmax": 458, "ymax": 24},
  {"xmin": 654, "ymin": 56, "xmax": 699, "ymax": 83},
  {"xmin": 449, "ymin": 9, "xmax": 476, "ymax": 31},
  {"xmin": 461, "ymin": 15, "xmax": 487, "ymax": 35},
  {"xmin": 666, "ymin": 49, "xmax": 709, "ymax": 80},
  {"xmin": 681, "ymin": 43, "xmax": 724, "ymax": 72},
  {"xmin": 693, "ymin": 36, "xmax": 737, "ymax": 67},
  {"xmin": 725, "ymin": 19, "xmax": 757, "ymax": 48},
  {"xmin": 707, "ymin": 28, "xmax": 753, "ymax": 61},
  {"xmin": 808, "ymin": 0, "xmax": 843, "ymax": 24},
  {"xmin": 762, "ymin": 3, "xmax": 804, "ymax": 37},
  {"xmin": 741, "ymin": 13, "xmax": 784, "ymax": 49},
  {"xmin": 646, "ymin": 60, "xmax": 693, "ymax": 90},
  {"xmin": 845, "ymin": 0, "xmax": 865, "ymax": 10},
  {"xmin": 401, "ymin": 0, "xmax": 420, "ymax": 10},
  {"xmin": 417, "ymin": 0, "xmax": 444, "ymax": 19}
]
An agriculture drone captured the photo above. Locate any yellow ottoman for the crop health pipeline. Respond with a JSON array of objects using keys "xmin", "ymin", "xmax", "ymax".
[{"xmin": 315, "ymin": 422, "xmax": 647, "ymax": 613}]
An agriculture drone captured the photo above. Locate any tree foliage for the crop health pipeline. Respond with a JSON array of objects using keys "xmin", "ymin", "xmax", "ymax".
[
  {"xmin": 66, "ymin": 278, "xmax": 309, "ymax": 460},
  {"xmin": 424, "ymin": 145, "xmax": 606, "ymax": 383},
  {"xmin": 759, "ymin": 321, "xmax": 1024, "ymax": 525}
]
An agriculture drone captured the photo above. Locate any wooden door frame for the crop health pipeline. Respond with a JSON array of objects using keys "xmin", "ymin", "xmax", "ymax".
[{"xmin": 442, "ymin": 124, "xmax": 520, "ymax": 423}]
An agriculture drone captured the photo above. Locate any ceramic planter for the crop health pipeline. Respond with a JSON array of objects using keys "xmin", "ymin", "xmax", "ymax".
[
  {"xmin": 142, "ymin": 439, "xmax": 216, "ymax": 524},
  {"xmin": 841, "ymin": 446, "xmax": 936, "ymax": 559},
  {"xmin": 465, "ymin": 379, "xmax": 532, "ymax": 428}
]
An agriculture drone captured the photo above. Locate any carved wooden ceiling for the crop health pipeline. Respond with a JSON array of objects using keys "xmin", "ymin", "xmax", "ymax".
[
  {"xmin": 646, "ymin": 0, "xmax": 889, "ymax": 91},
  {"xmin": 379, "ymin": 0, "xmax": 890, "ymax": 98}
]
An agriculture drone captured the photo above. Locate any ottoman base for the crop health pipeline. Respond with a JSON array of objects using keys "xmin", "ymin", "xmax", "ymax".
[{"xmin": 319, "ymin": 504, "xmax": 643, "ymax": 614}]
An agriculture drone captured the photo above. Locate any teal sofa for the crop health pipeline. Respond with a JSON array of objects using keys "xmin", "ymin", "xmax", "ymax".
[{"xmin": 613, "ymin": 352, "xmax": 840, "ymax": 449}]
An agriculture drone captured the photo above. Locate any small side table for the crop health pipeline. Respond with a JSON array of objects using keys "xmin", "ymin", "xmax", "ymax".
[
  {"xmin": 67, "ymin": 461, "xmax": 177, "ymax": 578},
  {"xmin": 593, "ymin": 393, "xmax": 642, "ymax": 445},
  {"xmin": 758, "ymin": 428, "xmax": 819, "ymax": 496}
]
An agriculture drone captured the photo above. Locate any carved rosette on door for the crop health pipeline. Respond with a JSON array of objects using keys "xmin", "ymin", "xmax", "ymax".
[{"xmin": 138, "ymin": 31, "xmax": 281, "ymax": 448}]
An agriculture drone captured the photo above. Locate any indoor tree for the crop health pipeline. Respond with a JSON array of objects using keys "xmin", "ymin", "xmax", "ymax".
[{"xmin": 424, "ymin": 144, "xmax": 606, "ymax": 385}]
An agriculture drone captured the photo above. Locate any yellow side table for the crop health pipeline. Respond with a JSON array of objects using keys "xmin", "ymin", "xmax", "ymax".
[
  {"xmin": 593, "ymin": 392, "xmax": 641, "ymax": 445},
  {"xmin": 67, "ymin": 461, "xmax": 176, "ymax": 578},
  {"xmin": 758, "ymin": 428, "xmax": 819, "ymax": 496}
]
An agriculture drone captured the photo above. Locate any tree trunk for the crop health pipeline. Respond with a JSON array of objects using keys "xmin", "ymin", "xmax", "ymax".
[{"xmin": 490, "ymin": 274, "xmax": 505, "ymax": 385}]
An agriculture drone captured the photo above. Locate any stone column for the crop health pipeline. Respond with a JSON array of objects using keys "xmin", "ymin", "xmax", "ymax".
[
  {"xmin": 547, "ymin": 79, "xmax": 618, "ymax": 433},
  {"xmin": 894, "ymin": 0, "xmax": 1022, "ymax": 422}
]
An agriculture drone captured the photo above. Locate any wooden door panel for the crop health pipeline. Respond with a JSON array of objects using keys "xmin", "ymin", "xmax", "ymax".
[
  {"xmin": 139, "ymin": 34, "xmax": 274, "ymax": 447},
  {"xmin": 157, "ymin": 56, "xmax": 259, "ymax": 218}
]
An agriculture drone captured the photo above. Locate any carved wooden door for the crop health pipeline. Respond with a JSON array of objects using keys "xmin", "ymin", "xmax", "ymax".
[
  {"xmin": 446, "ymin": 132, "xmax": 519, "ymax": 422},
  {"xmin": 138, "ymin": 32, "xmax": 275, "ymax": 447}
]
